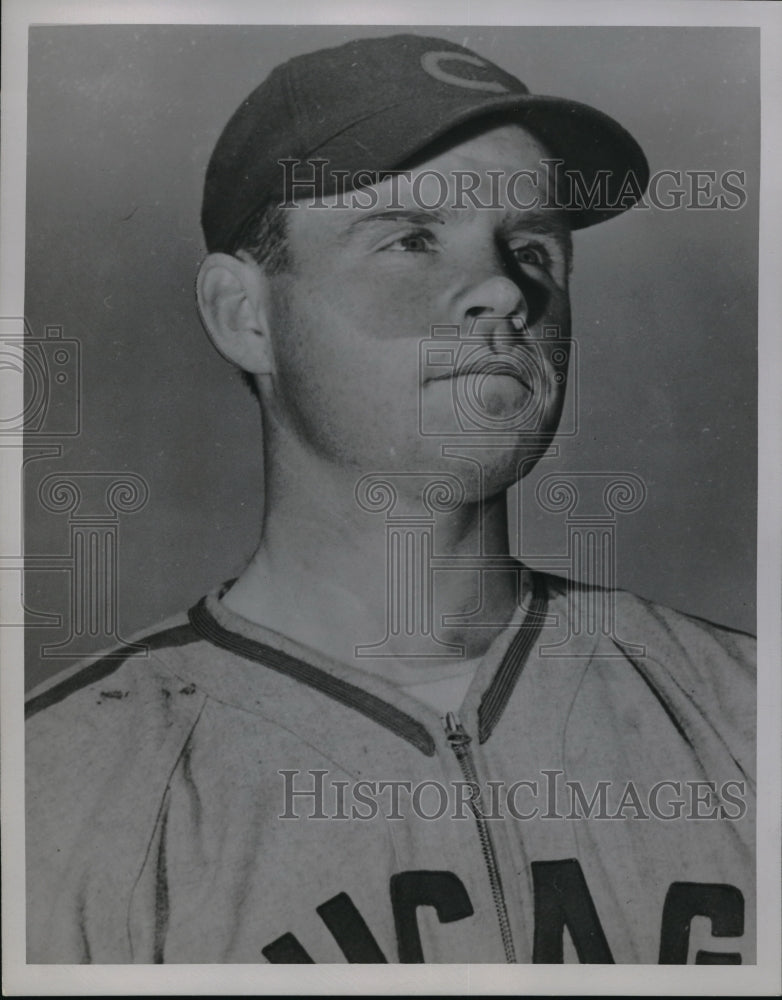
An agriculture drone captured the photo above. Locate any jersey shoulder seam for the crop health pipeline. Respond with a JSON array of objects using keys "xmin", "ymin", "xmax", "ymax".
[{"xmin": 25, "ymin": 620, "xmax": 201, "ymax": 719}]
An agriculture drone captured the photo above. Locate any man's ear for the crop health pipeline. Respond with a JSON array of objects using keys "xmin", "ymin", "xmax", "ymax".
[{"xmin": 196, "ymin": 252, "xmax": 275, "ymax": 374}]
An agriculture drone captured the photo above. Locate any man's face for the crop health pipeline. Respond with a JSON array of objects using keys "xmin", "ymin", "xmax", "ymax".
[{"xmin": 261, "ymin": 122, "xmax": 572, "ymax": 497}]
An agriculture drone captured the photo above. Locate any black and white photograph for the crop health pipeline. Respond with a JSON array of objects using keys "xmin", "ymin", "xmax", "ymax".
[{"xmin": 2, "ymin": 1, "xmax": 780, "ymax": 995}]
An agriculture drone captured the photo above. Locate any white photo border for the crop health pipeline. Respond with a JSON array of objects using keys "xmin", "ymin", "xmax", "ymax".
[{"xmin": 2, "ymin": 0, "xmax": 780, "ymax": 995}]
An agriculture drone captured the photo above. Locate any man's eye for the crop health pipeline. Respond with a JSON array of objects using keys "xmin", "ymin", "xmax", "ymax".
[
  {"xmin": 386, "ymin": 230, "xmax": 436, "ymax": 253},
  {"xmin": 512, "ymin": 243, "xmax": 552, "ymax": 268}
]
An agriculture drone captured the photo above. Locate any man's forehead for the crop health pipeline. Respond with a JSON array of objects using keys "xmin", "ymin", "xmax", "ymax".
[{"xmin": 284, "ymin": 122, "xmax": 567, "ymax": 240}]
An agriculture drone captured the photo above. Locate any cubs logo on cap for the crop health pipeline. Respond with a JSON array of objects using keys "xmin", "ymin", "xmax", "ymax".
[
  {"xmin": 420, "ymin": 51, "xmax": 515, "ymax": 93},
  {"xmin": 202, "ymin": 33, "xmax": 649, "ymax": 252}
]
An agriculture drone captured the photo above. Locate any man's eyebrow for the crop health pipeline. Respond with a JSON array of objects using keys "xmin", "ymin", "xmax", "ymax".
[
  {"xmin": 503, "ymin": 209, "xmax": 571, "ymax": 239},
  {"xmin": 343, "ymin": 208, "xmax": 449, "ymax": 235}
]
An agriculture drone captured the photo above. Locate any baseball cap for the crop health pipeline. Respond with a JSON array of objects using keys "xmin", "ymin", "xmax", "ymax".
[{"xmin": 202, "ymin": 33, "xmax": 650, "ymax": 252}]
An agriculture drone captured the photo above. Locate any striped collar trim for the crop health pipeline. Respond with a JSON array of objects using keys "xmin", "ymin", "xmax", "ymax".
[{"xmin": 187, "ymin": 571, "xmax": 550, "ymax": 755}]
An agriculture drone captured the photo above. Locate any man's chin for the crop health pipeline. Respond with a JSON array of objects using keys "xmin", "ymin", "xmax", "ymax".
[
  {"xmin": 477, "ymin": 438, "xmax": 558, "ymax": 493},
  {"xmin": 401, "ymin": 434, "xmax": 557, "ymax": 503},
  {"xmin": 458, "ymin": 372, "xmax": 533, "ymax": 421}
]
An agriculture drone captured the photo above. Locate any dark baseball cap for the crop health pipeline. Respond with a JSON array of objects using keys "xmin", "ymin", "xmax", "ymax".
[{"xmin": 202, "ymin": 33, "xmax": 650, "ymax": 252}]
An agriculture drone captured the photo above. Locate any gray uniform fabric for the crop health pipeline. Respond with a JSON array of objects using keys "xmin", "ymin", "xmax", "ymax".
[{"xmin": 26, "ymin": 572, "xmax": 755, "ymax": 964}]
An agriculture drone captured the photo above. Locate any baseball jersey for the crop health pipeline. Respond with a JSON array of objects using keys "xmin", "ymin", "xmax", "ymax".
[{"xmin": 25, "ymin": 571, "xmax": 755, "ymax": 964}]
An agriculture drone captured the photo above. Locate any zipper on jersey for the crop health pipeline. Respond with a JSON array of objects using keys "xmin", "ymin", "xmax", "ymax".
[{"xmin": 444, "ymin": 711, "xmax": 516, "ymax": 963}]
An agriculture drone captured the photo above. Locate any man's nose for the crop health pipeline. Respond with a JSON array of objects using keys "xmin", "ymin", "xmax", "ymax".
[{"xmin": 457, "ymin": 274, "xmax": 529, "ymax": 341}]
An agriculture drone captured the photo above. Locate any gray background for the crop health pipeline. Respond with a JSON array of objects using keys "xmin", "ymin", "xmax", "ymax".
[{"xmin": 24, "ymin": 25, "xmax": 759, "ymax": 689}]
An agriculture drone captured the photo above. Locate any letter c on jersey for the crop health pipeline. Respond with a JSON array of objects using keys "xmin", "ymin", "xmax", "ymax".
[{"xmin": 420, "ymin": 52, "xmax": 511, "ymax": 93}]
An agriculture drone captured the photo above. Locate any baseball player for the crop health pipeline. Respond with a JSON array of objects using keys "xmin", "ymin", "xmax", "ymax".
[{"xmin": 26, "ymin": 33, "xmax": 755, "ymax": 964}]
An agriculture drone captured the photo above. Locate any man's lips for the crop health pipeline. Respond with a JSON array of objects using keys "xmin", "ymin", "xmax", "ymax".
[{"xmin": 425, "ymin": 360, "xmax": 534, "ymax": 393}]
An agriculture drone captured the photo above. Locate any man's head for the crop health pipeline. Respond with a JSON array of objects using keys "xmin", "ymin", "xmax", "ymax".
[
  {"xmin": 196, "ymin": 34, "xmax": 648, "ymax": 496},
  {"xmin": 200, "ymin": 33, "xmax": 648, "ymax": 251}
]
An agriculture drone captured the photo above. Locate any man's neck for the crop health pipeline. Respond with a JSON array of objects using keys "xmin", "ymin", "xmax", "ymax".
[{"xmin": 222, "ymin": 430, "xmax": 525, "ymax": 682}]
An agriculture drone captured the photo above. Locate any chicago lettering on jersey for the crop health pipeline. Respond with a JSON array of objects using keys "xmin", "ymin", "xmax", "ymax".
[{"xmin": 261, "ymin": 864, "xmax": 745, "ymax": 964}]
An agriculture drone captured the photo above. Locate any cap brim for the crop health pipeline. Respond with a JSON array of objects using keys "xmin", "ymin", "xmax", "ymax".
[{"xmin": 315, "ymin": 92, "xmax": 649, "ymax": 229}]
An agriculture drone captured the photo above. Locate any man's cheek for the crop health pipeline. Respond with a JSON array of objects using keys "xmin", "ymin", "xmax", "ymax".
[{"xmin": 546, "ymin": 286, "xmax": 570, "ymax": 326}]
